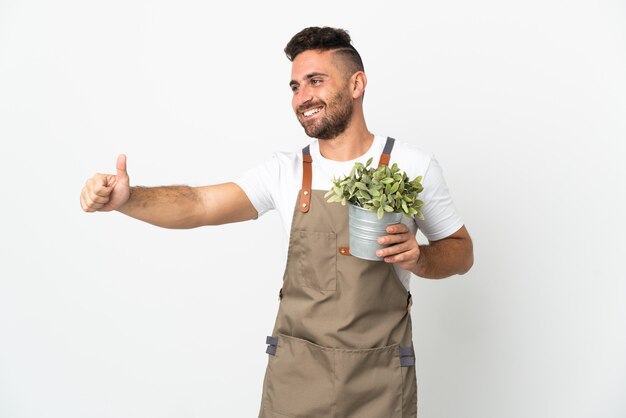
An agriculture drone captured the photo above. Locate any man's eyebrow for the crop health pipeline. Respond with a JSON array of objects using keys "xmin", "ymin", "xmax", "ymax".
[
  {"xmin": 289, "ymin": 72, "xmax": 329, "ymax": 87},
  {"xmin": 305, "ymin": 72, "xmax": 328, "ymax": 79}
]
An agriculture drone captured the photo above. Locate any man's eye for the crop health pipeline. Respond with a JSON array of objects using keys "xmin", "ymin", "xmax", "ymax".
[
  {"xmin": 290, "ymin": 85, "xmax": 299, "ymax": 93},
  {"xmin": 311, "ymin": 79, "xmax": 322, "ymax": 85}
]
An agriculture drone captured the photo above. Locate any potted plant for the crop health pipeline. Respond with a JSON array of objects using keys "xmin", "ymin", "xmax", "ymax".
[{"xmin": 324, "ymin": 157, "xmax": 425, "ymax": 261}]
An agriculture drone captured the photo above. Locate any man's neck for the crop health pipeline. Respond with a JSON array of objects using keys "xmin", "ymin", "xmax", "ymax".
[{"xmin": 317, "ymin": 126, "xmax": 374, "ymax": 162}]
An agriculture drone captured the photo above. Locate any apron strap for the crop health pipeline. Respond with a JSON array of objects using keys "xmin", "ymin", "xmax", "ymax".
[
  {"xmin": 300, "ymin": 137, "xmax": 396, "ymax": 213},
  {"xmin": 299, "ymin": 145, "xmax": 312, "ymax": 213},
  {"xmin": 377, "ymin": 137, "xmax": 396, "ymax": 167}
]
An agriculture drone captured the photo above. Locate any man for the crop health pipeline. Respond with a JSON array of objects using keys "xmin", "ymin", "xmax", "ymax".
[{"xmin": 80, "ymin": 27, "xmax": 473, "ymax": 418}]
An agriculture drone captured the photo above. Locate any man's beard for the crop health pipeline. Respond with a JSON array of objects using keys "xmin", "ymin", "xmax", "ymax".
[{"xmin": 298, "ymin": 90, "xmax": 353, "ymax": 140}]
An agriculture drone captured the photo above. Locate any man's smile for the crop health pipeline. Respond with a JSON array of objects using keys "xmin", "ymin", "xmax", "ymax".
[{"xmin": 301, "ymin": 106, "xmax": 324, "ymax": 118}]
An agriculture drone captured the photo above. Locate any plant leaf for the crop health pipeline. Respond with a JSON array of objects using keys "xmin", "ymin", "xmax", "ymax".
[
  {"xmin": 369, "ymin": 188, "xmax": 381, "ymax": 197},
  {"xmin": 358, "ymin": 190, "xmax": 372, "ymax": 200},
  {"xmin": 355, "ymin": 182, "xmax": 368, "ymax": 191}
]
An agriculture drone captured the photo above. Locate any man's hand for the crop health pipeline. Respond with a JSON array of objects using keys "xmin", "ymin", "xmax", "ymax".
[
  {"xmin": 377, "ymin": 224, "xmax": 474, "ymax": 279},
  {"xmin": 80, "ymin": 154, "xmax": 130, "ymax": 212},
  {"xmin": 376, "ymin": 223, "xmax": 421, "ymax": 271}
]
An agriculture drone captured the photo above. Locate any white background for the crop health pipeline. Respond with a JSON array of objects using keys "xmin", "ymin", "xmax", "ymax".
[{"xmin": 1, "ymin": 0, "xmax": 625, "ymax": 417}]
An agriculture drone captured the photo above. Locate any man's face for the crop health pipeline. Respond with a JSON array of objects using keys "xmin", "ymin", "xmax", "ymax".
[{"xmin": 290, "ymin": 50, "xmax": 354, "ymax": 140}]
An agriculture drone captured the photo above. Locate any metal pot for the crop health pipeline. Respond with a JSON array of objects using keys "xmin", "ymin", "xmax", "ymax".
[{"xmin": 348, "ymin": 203, "xmax": 403, "ymax": 261}]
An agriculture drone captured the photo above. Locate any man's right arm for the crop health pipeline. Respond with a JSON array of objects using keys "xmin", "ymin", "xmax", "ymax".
[{"xmin": 79, "ymin": 154, "xmax": 258, "ymax": 228}]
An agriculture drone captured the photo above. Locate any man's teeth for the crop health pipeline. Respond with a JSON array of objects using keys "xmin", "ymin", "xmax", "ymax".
[{"xmin": 303, "ymin": 108, "xmax": 321, "ymax": 117}]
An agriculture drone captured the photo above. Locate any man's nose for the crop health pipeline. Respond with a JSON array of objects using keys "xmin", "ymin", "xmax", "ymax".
[{"xmin": 294, "ymin": 85, "xmax": 314, "ymax": 106}]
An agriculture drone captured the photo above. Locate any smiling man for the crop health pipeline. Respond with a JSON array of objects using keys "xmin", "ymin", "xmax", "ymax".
[{"xmin": 80, "ymin": 27, "xmax": 473, "ymax": 418}]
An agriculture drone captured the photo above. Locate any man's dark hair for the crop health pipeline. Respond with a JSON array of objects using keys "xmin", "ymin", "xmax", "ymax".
[{"xmin": 284, "ymin": 27, "xmax": 364, "ymax": 75}]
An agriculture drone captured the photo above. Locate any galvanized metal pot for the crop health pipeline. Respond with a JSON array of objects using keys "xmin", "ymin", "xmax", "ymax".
[{"xmin": 348, "ymin": 204, "xmax": 403, "ymax": 261}]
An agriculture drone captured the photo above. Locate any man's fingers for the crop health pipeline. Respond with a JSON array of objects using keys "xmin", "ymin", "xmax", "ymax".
[
  {"xmin": 87, "ymin": 175, "xmax": 114, "ymax": 196},
  {"xmin": 80, "ymin": 191, "xmax": 104, "ymax": 212},
  {"xmin": 80, "ymin": 175, "xmax": 113, "ymax": 212},
  {"xmin": 93, "ymin": 176, "xmax": 115, "ymax": 197},
  {"xmin": 116, "ymin": 154, "xmax": 128, "ymax": 179},
  {"xmin": 87, "ymin": 173, "xmax": 107, "ymax": 188},
  {"xmin": 88, "ymin": 190, "xmax": 110, "ymax": 204},
  {"xmin": 378, "ymin": 232, "xmax": 411, "ymax": 245},
  {"xmin": 377, "ymin": 240, "xmax": 412, "ymax": 257},
  {"xmin": 81, "ymin": 190, "xmax": 107, "ymax": 211},
  {"xmin": 384, "ymin": 247, "xmax": 420, "ymax": 264},
  {"xmin": 80, "ymin": 193, "xmax": 89, "ymax": 212},
  {"xmin": 386, "ymin": 223, "xmax": 409, "ymax": 234}
]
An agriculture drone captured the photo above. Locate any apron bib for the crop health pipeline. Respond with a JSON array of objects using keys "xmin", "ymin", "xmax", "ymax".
[{"xmin": 259, "ymin": 138, "xmax": 418, "ymax": 418}]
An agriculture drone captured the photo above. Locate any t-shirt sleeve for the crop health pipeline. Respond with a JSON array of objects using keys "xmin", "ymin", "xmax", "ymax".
[
  {"xmin": 233, "ymin": 154, "xmax": 279, "ymax": 218},
  {"xmin": 415, "ymin": 157, "xmax": 464, "ymax": 241}
]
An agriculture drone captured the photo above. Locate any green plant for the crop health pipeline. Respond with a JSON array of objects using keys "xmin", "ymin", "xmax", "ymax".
[{"xmin": 324, "ymin": 157, "xmax": 425, "ymax": 220}]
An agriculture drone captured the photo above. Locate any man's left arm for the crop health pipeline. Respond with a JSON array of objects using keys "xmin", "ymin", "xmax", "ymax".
[{"xmin": 376, "ymin": 225, "xmax": 473, "ymax": 279}]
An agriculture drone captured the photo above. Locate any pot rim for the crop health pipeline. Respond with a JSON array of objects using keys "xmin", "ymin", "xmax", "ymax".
[{"xmin": 348, "ymin": 202, "xmax": 404, "ymax": 216}]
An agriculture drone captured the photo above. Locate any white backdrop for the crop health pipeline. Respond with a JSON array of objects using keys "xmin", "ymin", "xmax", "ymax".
[{"xmin": 1, "ymin": 0, "xmax": 625, "ymax": 417}]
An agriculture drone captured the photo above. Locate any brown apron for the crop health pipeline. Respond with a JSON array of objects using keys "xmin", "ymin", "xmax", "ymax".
[{"xmin": 259, "ymin": 137, "xmax": 418, "ymax": 418}]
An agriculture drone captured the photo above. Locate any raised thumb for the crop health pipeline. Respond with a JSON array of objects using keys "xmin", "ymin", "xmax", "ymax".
[{"xmin": 116, "ymin": 154, "xmax": 128, "ymax": 179}]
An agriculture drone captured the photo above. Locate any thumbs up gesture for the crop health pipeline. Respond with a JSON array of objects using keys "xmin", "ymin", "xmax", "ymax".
[{"xmin": 80, "ymin": 154, "xmax": 131, "ymax": 212}]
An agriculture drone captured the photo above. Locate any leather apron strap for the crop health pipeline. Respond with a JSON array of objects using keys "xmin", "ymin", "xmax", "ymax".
[
  {"xmin": 298, "ymin": 145, "xmax": 312, "ymax": 213},
  {"xmin": 378, "ymin": 136, "xmax": 395, "ymax": 167},
  {"xmin": 298, "ymin": 137, "xmax": 396, "ymax": 212}
]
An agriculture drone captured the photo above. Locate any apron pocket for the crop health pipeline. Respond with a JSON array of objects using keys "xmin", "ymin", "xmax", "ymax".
[
  {"xmin": 291, "ymin": 230, "xmax": 337, "ymax": 291},
  {"xmin": 333, "ymin": 344, "xmax": 404, "ymax": 418},
  {"xmin": 263, "ymin": 334, "xmax": 334, "ymax": 417},
  {"xmin": 262, "ymin": 335, "xmax": 409, "ymax": 418}
]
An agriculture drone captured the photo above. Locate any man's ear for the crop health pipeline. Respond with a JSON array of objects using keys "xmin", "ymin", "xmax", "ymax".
[{"xmin": 351, "ymin": 71, "xmax": 367, "ymax": 99}]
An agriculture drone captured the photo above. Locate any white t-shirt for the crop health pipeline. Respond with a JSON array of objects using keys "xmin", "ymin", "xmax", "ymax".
[{"xmin": 235, "ymin": 134, "xmax": 464, "ymax": 289}]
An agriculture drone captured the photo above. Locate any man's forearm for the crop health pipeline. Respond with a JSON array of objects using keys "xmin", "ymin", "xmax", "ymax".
[
  {"xmin": 117, "ymin": 186, "xmax": 205, "ymax": 229},
  {"xmin": 411, "ymin": 236, "xmax": 474, "ymax": 279}
]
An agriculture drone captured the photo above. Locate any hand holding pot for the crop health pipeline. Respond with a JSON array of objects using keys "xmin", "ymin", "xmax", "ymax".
[{"xmin": 376, "ymin": 223, "xmax": 421, "ymax": 271}]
